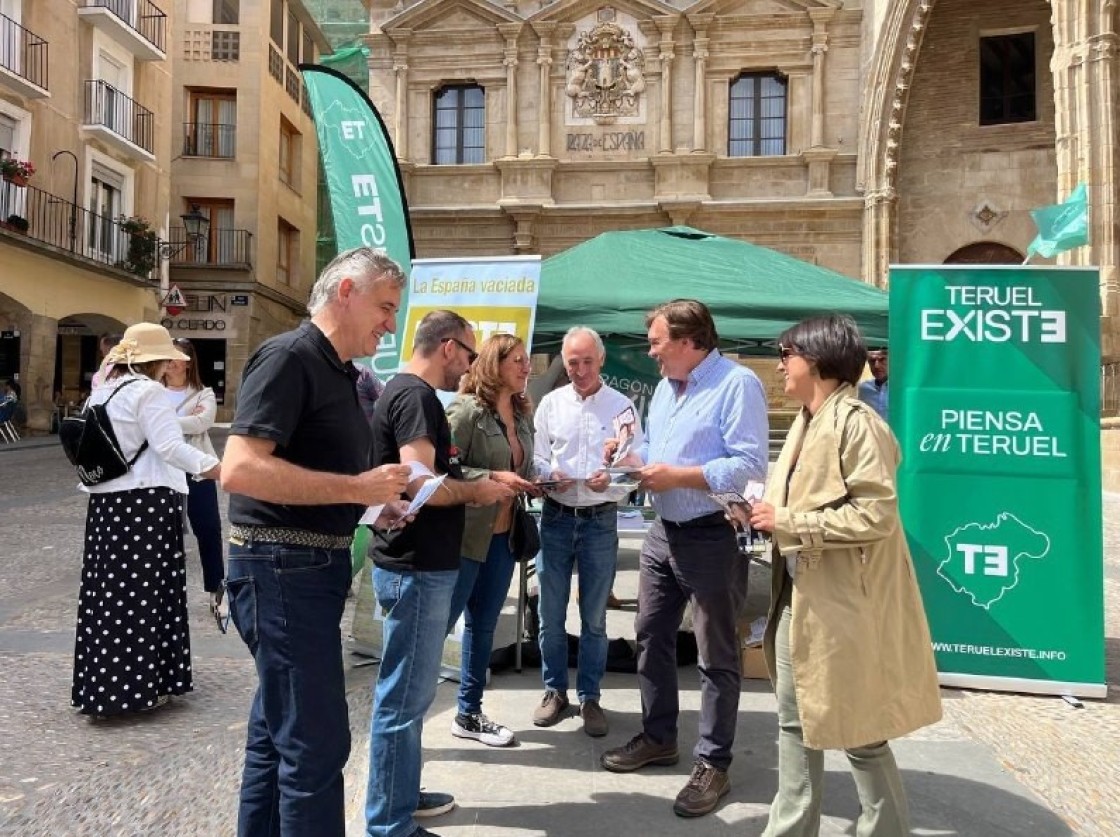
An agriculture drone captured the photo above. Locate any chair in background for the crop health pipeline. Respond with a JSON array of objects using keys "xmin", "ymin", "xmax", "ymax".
[{"xmin": 0, "ymin": 401, "xmax": 20, "ymax": 443}]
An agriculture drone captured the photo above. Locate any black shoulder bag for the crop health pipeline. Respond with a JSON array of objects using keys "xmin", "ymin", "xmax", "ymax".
[{"xmin": 59, "ymin": 379, "xmax": 150, "ymax": 487}]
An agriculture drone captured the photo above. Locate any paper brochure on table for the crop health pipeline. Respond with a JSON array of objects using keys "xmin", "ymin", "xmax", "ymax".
[{"xmin": 359, "ymin": 461, "xmax": 442, "ymax": 526}]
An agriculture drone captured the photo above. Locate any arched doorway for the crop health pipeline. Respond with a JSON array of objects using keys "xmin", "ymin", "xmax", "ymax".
[
  {"xmin": 55, "ymin": 313, "xmax": 126, "ymax": 408},
  {"xmin": 944, "ymin": 242, "xmax": 1025, "ymax": 265}
]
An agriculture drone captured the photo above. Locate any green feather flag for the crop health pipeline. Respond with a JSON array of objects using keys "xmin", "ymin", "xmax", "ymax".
[{"xmin": 1026, "ymin": 183, "xmax": 1089, "ymax": 259}]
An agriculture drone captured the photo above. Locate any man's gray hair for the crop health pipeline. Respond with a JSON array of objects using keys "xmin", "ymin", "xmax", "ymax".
[
  {"xmin": 562, "ymin": 326, "xmax": 605, "ymax": 359},
  {"xmin": 307, "ymin": 247, "xmax": 407, "ymax": 315}
]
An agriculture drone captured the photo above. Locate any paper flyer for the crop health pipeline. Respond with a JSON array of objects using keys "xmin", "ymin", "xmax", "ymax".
[{"xmin": 358, "ymin": 461, "xmax": 440, "ymax": 527}]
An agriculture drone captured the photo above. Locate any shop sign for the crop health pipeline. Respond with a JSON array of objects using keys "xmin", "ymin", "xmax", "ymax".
[{"xmin": 161, "ymin": 313, "xmax": 237, "ymax": 337}]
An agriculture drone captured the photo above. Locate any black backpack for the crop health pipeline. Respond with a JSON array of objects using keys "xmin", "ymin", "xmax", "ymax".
[{"xmin": 59, "ymin": 379, "xmax": 150, "ymax": 487}]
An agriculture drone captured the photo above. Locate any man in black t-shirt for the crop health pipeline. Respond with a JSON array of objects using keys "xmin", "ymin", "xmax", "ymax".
[
  {"xmin": 220, "ymin": 248, "xmax": 412, "ymax": 837},
  {"xmin": 364, "ymin": 311, "xmax": 513, "ymax": 837}
]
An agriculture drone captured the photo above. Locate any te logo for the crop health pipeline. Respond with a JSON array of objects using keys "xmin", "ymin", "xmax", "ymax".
[{"xmin": 955, "ymin": 544, "xmax": 1009, "ymax": 577}]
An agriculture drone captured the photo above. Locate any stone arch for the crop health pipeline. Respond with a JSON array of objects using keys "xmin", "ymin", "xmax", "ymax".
[
  {"xmin": 856, "ymin": 0, "xmax": 938, "ymax": 287},
  {"xmin": 944, "ymin": 241, "xmax": 1025, "ymax": 265}
]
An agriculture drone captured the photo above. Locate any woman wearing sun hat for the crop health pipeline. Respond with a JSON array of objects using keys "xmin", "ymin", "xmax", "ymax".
[{"xmin": 71, "ymin": 322, "xmax": 221, "ymax": 718}]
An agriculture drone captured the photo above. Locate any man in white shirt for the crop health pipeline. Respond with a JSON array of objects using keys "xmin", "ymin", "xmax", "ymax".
[{"xmin": 531, "ymin": 326, "xmax": 644, "ymax": 737}]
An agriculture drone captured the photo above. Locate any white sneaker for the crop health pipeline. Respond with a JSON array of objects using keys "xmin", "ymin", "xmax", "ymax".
[{"xmin": 451, "ymin": 711, "xmax": 516, "ymax": 747}]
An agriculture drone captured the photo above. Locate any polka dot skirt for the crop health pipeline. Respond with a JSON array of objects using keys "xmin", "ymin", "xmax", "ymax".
[{"xmin": 72, "ymin": 487, "xmax": 193, "ymax": 717}]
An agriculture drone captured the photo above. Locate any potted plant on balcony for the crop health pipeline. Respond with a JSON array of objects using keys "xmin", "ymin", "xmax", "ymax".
[
  {"xmin": 0, "ymin": 158, "xmax": 35, "ymax": 187},
  {"xmin": 2, "ymin": 214, "xmax": 29, "ymax": 233},
  {"xmin": 119, "ymin": 215, "xmax": 158, "ymax": 277}
]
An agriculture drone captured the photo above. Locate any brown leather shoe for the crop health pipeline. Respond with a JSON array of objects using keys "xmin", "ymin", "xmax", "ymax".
[
  {"xmin": 600, "ymin": 733, "xmax": 678, "ymax": 773},
  {"xmin": 672, "ymin": 759, "xmax": 730, "ymax": 817},
  {"xmin": 580, "ymin": 700, "xmax": 608, "ymax": 737},
  {"xmin": 532, "ymin": 690, "xmax": 570, "ymax": 727}
]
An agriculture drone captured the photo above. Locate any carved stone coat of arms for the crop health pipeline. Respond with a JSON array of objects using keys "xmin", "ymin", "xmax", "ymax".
[{"xmin": 565, "ymin": 22, "xmax": 646, "ymax": 124}]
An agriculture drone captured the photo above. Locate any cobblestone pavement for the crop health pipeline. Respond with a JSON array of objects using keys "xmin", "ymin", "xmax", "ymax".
[{"xmin": 0, "ymin": 441, "xmax": 1115, "ymax": 835}]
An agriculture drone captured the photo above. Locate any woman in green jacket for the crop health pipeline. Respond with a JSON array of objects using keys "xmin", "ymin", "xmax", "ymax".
[{"xmin": 445, "ymin": 333, "xmax": 541, "ymax": 747}]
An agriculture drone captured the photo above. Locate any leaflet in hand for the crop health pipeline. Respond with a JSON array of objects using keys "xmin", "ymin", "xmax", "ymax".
[
  {"xmin": 608, "ymin": 406, "xmax": 637, "ymax": 467},
  {"xmin": 359, "ymin": 461, "xmax": 441, "ymax": 527},
  {"xmin": 708, "ymin": 480, "xmax": 765, "ymax": 515}
]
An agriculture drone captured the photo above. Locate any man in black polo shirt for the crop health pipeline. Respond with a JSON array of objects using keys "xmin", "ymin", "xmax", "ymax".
[
  {"xmin": 221, "ymin": 247, "xmax": 412, "ymax": 837},
  {"xmin": 364, "ymin": 310, "xmax": 513, "ymax": 837}
]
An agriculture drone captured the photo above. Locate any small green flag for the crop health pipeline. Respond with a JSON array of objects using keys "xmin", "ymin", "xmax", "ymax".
[{"xmin": 1026, "ymin": 182, "xmax": 1089, "ymax": 259}]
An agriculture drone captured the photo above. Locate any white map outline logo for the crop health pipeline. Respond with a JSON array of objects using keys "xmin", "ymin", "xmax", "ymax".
[
  {"xmin": 317, "ymin": 100, "xmax": 379, "ymax": 164},
  {"xmin": 938, "ymin": 512, "xmax": 1050, "ymax": 610}
]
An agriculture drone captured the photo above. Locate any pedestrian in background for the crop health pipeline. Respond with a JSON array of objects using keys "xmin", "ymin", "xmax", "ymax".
[
  {"xmin": 601, "ymin": 299, "xmax": 768, "ymax": 819},
  {"xmin": 445, "ymin": 332, "xmax": 540, "ymax": 748},
  {"xmin": 857, "ymin": 346, "xmax": 889, "ymax": 422},
  {"xmin": 90, "ymin": 332, "xmax": 122, "ymax": 389},
  {"xmin": 365, "ymin": 311, "xmax": 514, "ymax": 837},
  {"xmin": 71, "ymin": 323, "xmax": 220, "ymax": 718},
  {"xmin": 746, "ymin": 315, "xmax": 941, "ymax": 837},
  {"xmin": 161, "ymin": 337, "xmax": 226, "ymax": 622},
  {"xmin": 220, "ymin": 247, "xmax": 412, "ymax": 837},
  {"xmin": 531, "ymin": 326, "xmax": 643, "ymax": 737},
  {"xmin": 356, "ymin": 363, "xmax": 386, "ymax": 424}
]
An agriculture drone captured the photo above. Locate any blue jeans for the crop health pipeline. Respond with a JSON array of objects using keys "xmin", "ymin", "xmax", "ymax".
[
  {"xmin": 537, "ymin": 503, "xmax": 618, "ymax": 703},
  {"xmin": 186, "ymin": 477, "xmax": 225, "ymax": 592},
  {"xmin": 446, "ymin": 535, "xmax": 517, "ymax": 715},
  {"xmin": 226, "ymin": 542, "xmax": 352, "ymax": 837},
  {"xmin": 365, "ymin": 567, "xmax": 458, "ymax": 837}
]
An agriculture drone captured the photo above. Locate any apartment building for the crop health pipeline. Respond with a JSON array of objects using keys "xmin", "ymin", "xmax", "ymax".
[
  {"xmin": 0, "ymin": 0, "xmax": 174, "ymax": 432},
  {"xmin": 169, "ymin": 0, "xmax": 326, "ymax": 419}
]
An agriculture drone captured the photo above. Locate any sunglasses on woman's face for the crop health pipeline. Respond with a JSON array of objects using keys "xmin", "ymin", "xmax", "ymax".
[{"xmin": 777, "ymin": 345, "xmax": 800, "ymax": 362}]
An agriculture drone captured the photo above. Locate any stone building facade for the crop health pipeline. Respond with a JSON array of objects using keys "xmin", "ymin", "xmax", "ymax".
[
  {"xmin": 362, "ymin": 0, "xmax": 1120, "ymax": 483},
  {"xmin": 168, "ymin": 0, "xmax": 328, "ymax": 420},
  {"xmin": 1, "ymin": 0, "xmax": 175, "ymax": 431}
]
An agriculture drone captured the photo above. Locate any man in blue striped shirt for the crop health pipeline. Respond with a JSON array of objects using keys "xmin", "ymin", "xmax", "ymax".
[{"xmin": 600, "ymin": 299, "xmax": 768, "ymax": 819}]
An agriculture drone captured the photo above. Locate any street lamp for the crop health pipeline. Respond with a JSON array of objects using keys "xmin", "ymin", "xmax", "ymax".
[
  {"xmin": 157, "ymin": 204, "xmax": 210, "ymax": 260},
  {"xmin": 50, "ymin": 150, "xmax": 79, "ymax": 252}
]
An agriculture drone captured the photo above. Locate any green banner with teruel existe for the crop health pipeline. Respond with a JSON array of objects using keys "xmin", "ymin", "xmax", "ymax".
[{"xmin": 891, "ymin": 265, "xmax": 1105, "ymax": 698}]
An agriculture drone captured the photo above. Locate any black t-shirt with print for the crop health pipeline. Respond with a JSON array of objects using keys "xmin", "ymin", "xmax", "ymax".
[
  {"xmin": 370, "ymin": 373, "xmax": 464, "ymax": 572},
  {"xmin": 228, "ymin": 321, "xmax": 371, "ymax": 537}
]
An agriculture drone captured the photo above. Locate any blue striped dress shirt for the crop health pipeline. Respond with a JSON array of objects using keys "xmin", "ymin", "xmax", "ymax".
[{"xmin": 637, "ymin": 350, "xmax": 769, "ymax": 523}]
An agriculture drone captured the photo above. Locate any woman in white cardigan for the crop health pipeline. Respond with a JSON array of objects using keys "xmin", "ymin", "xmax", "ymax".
[
  {"xmin": 161, "ymin": 337, "xmax": 226, "ymax": 620},
  {"xmin": 72, "ymin": 323, "xmax": 220, "ymax": 717}
]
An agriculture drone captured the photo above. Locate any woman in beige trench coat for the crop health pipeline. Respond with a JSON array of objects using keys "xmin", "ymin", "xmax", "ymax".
[{"xmin": 746, "ymin": 314, "xmax": 942, "ymax": 837}]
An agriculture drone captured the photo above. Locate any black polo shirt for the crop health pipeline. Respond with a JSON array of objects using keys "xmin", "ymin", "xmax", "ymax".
[
  {"xmin": 228, "ymin": 320, "xmax": 372, "ymax": 537},
  {"xmin": 370, "ymin": 373, "xmax": 464, "ymax": 572}
]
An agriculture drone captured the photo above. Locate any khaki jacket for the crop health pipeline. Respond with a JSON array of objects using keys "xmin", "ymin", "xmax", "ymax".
[
  {"xmin": 763, "ymin": 384, "xmax": 942, "ymax": 750},
  {"xmin": 447, "ymin": 394, "xmax": 536, "ymax": 561}
]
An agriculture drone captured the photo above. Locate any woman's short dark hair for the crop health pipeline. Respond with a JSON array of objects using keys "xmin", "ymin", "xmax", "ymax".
[
  {"xmin": 778, "ymin": 314, "xmax": 867, "ymax": 386},
  {"xmin": 645, "ymin": 299, "xmax": 719, "ymax": 352}
]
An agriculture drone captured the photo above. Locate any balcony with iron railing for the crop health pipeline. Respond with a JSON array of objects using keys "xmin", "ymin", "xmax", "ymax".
[
  {"xmin": 166, "ymin": 226, "xmax": 253, "ymax": 269},
  {"xmin": 82, "ymin": 80, "xmax": 155, "ymax": 161},
  {"xmin": 183, "ymin": 122, "xmax": 236, "ymax": 158},
  {"xmin": 0, "ymin": 13, "xmax": 49, "ymax": 97},
  {"xmin": 0, "ymin": 181, "xmax": 158, "ymax": 284},
  {"xmin": 78, "ymin": 0, "xmax": 166, "ymax": 61}
]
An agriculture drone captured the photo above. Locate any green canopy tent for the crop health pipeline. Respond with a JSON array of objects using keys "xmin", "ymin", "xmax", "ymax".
[{"xmin": 535, "ymin": 226, "xmax": 888, "ymax": 355}]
